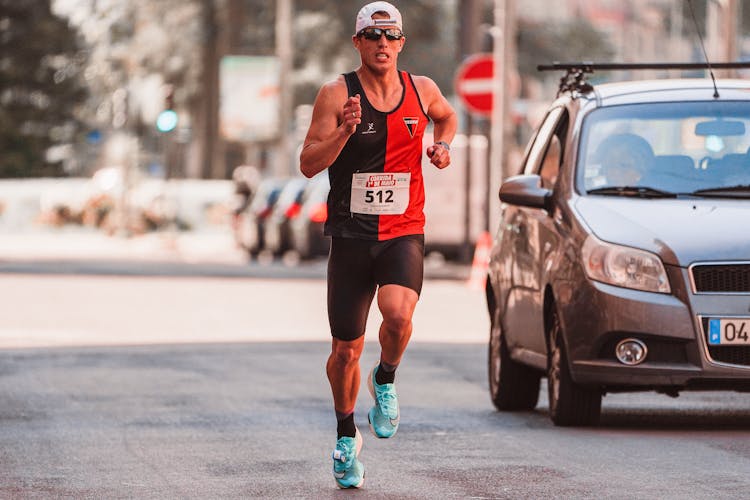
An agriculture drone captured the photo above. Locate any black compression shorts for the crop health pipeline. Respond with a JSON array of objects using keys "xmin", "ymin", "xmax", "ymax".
[{"xmin": 327, "ymin": 234, "xmax": 425, "ymax": 341}]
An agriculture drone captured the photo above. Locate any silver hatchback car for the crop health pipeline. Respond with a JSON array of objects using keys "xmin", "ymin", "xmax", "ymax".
[{"xmin": 487, "ymin": 64, "xmax": 750, "ymax": 426}]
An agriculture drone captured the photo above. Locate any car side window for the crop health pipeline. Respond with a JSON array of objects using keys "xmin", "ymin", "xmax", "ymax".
[
  {"xmin": 523, "ymin": 107, "xmax": 565, "ymax": 177},
  {"xmin": 539, "ymin": 135, "xmax": 562, "ymax": 189},
  {"xmin": 538, "ymin": 112, "xmax": 569, "ymax": 189}
]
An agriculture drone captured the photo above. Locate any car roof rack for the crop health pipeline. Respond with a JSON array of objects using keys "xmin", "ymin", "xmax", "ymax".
[{"xmin": 537, "ymin": 62, "xmax": 750, "ymax": 96}]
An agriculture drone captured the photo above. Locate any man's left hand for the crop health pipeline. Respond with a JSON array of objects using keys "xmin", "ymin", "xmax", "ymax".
[{"xmin": 426, "ymin": 142, "xmax": 451, "ymax": 169}]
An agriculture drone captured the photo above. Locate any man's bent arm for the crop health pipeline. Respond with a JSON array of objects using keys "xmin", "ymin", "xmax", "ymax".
[
  {"xmin": 432, "ymin": 107, "xmax": 457, "ymax": 148},
  {"xmin": 300, "ymin": 128, "xmax": 350, "ymax": 178},
  {"xmin": 425, "ymin": 82, "xmax": 457, "ymax": 147},
  {"xmin": 300, "ymin": 82, "xmax": 358, "ymax": 178},
  {"xmin": 416, "ymin": 76, "xmax": 458, "ymax": 169}
]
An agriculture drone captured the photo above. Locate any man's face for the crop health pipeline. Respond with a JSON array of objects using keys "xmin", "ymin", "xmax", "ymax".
[{"xmin": 353, "ymin": 14, "xmax": 405, "ymax": 70}]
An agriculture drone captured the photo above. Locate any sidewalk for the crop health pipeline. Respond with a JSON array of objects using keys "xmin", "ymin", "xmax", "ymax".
[
  {"xmin": 0, "ymin": 228, "xmax": 248, "ymax": 265},
  {"xmin": 0, "ymin": 229, "xmax": 472, "ymax": 280},
  {"xmin": 0, "ymin": 178, "xmax": 473, "ymax": 280}
]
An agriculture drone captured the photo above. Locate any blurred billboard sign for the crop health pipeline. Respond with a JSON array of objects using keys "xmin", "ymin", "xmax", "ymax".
[{"xmin": 220, "ymin": 55, "xmax": 279, "ymax": 142}]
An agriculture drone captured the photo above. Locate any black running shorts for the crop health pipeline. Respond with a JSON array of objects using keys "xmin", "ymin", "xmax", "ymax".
[{"xmin": 327, "ymin": 234, "xmax": 425, "ymax": 341}]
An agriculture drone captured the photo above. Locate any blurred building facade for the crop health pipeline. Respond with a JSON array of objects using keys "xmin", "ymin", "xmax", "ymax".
[
  {"xmin": 49, "ymin": 0, "xmax": 746, "ymax": 181},
  {"xmin": 521, "ymin": 0, "xmax": 742, "ymax": 71}
]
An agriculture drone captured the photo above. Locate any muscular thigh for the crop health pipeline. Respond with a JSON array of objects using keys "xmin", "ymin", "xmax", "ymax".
[
  {"xmin": 372, "ymin": 234, "xmax": 425, "ymax": 296},
  {"xmin": 327, "ymin": 237, "xmax": 377, "ymax": 341}
]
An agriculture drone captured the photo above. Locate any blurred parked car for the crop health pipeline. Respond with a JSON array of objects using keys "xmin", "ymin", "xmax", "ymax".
[
  {"xmin": 263, "ymin": 177, "xmax": 309, "ymax": 257},
  {"xmin": 230, "ymin": 165, "xmax": 262, "ymax": 218},
  {"xmin": 486, "ymin": 63, "xmax": 750, "ymax": 427},
  {"xmin": 289, "ymin": 174, "xmax": 331, "ymax": 260},
  {"xmin": 234, "ymin": 177, "xmax": 286, "ymax": 257}
]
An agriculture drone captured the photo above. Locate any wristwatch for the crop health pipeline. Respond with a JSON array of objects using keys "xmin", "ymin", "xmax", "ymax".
[{"xmin": 435, "ymin": 140, "xmax": 451, "ymax": 151}]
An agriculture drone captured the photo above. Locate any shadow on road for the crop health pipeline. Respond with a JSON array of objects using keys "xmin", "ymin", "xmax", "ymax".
[
  {"xmin": 599, "ymin": 406, "xmax": 750, "ymax": 430},
  {"xmin": 486, "ymin": 405, "xmax": 750, "ymax": 431},
  {"xmin": 485, "ymin": 382, "xmax": 750, "ymax": 431}
]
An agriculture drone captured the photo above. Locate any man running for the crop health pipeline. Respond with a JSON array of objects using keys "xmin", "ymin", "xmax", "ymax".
[{"xmin": 299, "ymin": 1, "xmax": 457, "ymax": 489}]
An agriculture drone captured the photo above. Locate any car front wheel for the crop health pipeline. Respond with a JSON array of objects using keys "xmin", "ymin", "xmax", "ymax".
[
  {"xmin": 547, "ymin": 306, "xmax": 602, "ymax": 426},
  {"xmin": 488, "ymin": 308, "xmax": 541, "ymax": 411}
]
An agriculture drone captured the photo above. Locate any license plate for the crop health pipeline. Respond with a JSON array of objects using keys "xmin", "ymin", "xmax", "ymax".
[{"xmin": 708, "ymin": 318, "xmax": 750, "ymax": 345}]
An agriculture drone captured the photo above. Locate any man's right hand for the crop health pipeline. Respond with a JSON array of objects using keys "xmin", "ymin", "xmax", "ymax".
[{"xmin": 342, "ymin": 94, "xmax": 361, "ymax": 135}]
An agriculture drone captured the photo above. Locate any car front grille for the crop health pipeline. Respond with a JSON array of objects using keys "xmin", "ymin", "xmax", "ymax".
[
  {"xmin": 691, "ymin": 263, "xmax": 750, "ymax": 293},
  {"xmin": 705, "ymin": 345, "xmax": 750, "ymax": 367},
  {"xmin": 701, "ymin": 318, "xmax": 750, "ymax": 367}
]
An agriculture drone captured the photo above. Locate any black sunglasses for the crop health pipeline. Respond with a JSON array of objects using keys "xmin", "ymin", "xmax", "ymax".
[{"xmin": 357, "ymin": 28, "xmax": 404, "ymax": 41}]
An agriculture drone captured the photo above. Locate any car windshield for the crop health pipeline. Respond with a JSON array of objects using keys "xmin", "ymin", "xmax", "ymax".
[{"xmin": 577, "ymin": 101, "xmax": 750, "ymax": 198}]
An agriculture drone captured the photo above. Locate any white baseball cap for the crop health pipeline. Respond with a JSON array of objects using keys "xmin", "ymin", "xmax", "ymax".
[{"xmin": 355, "ymin": 1, "xmax": 403, "ymax": 34}]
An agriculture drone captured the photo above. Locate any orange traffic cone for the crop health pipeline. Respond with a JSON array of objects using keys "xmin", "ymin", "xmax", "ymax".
[{"xmin": 467, "ymin": 230, "xmax": 492, "ymax": 290}]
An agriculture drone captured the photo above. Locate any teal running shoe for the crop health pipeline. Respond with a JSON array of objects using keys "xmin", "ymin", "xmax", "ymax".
[
  {"xmin": 367, "ymin": 363, "xmax": 400, "ymax": 438},
  {"xmin": 332, "ymin": 428, "xmax": 364, "ymax": 489}
]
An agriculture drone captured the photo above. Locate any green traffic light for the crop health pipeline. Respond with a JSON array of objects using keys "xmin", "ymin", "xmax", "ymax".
[{"xmin": 156, "ymin": 109, "xmax": 178, "ymax": 132}]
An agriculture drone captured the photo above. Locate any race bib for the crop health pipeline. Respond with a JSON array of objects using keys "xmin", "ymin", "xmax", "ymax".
[{"xmin": 350, "ymin": 172, "xmax": 410, "ymax": 215}]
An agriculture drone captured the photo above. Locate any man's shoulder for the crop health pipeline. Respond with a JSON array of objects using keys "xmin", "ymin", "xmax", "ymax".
[
  {"xmin": 409, "ymin": 74, "xmax": 438, "ymax": 93},
  {"xmin": 320, "ymin": 75, "xmax": 349, "ymax": 97},
  {"xmin": 311, "ymin": 75, "xmax": 350, "ymax": 113}
]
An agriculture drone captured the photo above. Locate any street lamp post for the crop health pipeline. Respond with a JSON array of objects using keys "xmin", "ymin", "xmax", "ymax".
[{"xmin": 489, "ymin": 0, "xmax": 508, "ymax": 236}]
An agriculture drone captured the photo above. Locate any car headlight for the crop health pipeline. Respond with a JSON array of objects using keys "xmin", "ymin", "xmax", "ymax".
[{"xmin": 581, "ymin": 235, "xmax": 671, "ymax": 294}]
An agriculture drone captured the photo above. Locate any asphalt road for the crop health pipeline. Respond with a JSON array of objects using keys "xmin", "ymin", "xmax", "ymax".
[{"xmin": 1, "ymin": 274, "xmax": 750, "ymax": 499}]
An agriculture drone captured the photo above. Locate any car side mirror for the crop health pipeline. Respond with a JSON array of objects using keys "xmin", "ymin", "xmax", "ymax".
[{"xmin": 498, "ymin": 174, "xmax": 552, "ymax": 211}]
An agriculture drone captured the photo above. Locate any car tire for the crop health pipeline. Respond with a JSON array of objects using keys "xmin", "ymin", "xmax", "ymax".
[
  {"xmin": 547, "ymin": 306, "xmax": 602, "ymax": 426},
  {"xmin": 488, "ymin": 308, "xmax": 541, "ymax": 411}
]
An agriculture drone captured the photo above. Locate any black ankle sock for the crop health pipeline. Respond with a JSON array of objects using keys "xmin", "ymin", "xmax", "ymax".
[
  {"xmin": 375, "ymin": 361, "xmax": 396, "ymax": 385},
  {"xmin": 336, "ymin": 412, "xmax": 356, "ymax": 439}
]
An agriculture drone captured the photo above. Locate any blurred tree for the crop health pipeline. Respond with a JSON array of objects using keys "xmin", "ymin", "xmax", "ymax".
[
  {"xmin": 55, "ymin": 0, "xmax": 211, "ymax": 177},
  {"xmin": 517, "ymin": 18, "xmax": 615, "ymax": 84},
  {"xmin": 0, "ymin": 0, "xmax": 88, "ymax": 177},
  {"xmin": 60, "ymin": 0, "xmax": 205, "ymax": 132}
]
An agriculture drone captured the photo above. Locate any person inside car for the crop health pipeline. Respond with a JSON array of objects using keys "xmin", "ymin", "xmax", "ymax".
[{"xmin": 595, "ymin": 133, "xmax": 654, "ymax": 186}]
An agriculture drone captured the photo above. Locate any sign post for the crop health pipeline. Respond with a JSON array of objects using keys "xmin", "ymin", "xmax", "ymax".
[{"xmin": 454, "ymin": 54, "xmax": 494, "ymax": 259}]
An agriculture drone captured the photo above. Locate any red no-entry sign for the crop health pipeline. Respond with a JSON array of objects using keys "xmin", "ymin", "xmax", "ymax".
[{"xmin": 455, "ymin": 54, "xmax": 494, "ymax": 116}]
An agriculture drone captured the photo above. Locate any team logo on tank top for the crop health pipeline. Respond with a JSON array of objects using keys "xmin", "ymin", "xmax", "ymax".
[{"xmin": 403, "ymin": 117, "xmax": 419, "ymax": 138}]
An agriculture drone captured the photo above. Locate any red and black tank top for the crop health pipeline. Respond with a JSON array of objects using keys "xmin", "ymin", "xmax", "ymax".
[{"xmin": 324, "ymin": 70, "xmax": 430, "ymax": 240}]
